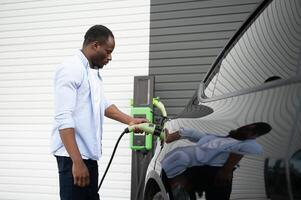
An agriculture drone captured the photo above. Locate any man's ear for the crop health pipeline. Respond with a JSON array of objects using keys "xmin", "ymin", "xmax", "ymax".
[{"xmin": 91, "ymin": 41, "xmax": 99, "ymax": 50}]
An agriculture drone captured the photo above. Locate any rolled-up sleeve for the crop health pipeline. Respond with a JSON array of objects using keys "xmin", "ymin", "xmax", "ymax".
[{"xmin": 54, "ymin": 64, "xmax": 83, "ymax": 130}]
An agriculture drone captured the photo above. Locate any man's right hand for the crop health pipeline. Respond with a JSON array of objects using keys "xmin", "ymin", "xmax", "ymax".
[
  {"xmin": 72, "ymin": 160, "xmax": 90, "ymax": 187},
  {"xmin": 59, "ymin": 128, "xmax": 90, "ymax": 187}
]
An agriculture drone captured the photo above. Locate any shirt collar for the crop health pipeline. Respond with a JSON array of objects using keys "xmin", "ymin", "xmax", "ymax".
[
  {"xmin": 77, "ymin": 49, "xmax": 90, "ymax": 69},
  {"xmin": 77, "ymin": 49, "xmax": 102, "ymax": 79}
]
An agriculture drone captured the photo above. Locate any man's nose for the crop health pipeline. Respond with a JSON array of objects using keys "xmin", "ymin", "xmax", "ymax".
[{"xmin": 108, "ymin": 54, "xmax": 112, "ymax": 61}]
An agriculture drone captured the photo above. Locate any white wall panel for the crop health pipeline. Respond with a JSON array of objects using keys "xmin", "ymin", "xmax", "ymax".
[{"xmin": 0, "ymin": 0, "xmax": 150, "ymax": 199}]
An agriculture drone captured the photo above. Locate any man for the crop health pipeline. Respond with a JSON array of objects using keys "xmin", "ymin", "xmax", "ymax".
[
  {"xmin": 161, "ymin": 122, "xmax": 272, "ymax": 200},
  {"xmin": 50, "ymin": 25, "xmax": 146, "ymax": 200}
]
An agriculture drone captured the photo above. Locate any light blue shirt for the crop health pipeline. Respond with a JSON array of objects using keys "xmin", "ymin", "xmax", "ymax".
[
  {"xmin": 162, "ymin": 127, "xmax": 262, "ymax": 178},
  {"xmin": 50, "ymin": 50, "xmax": 112, "ymax": 160}
]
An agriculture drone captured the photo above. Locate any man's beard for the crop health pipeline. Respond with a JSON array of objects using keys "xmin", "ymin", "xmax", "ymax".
[
  {"xmin": 91, "ymin": 55, "xmax": 105, "ymax": 69},
  {"xmin": 91, "ymin": 61, "xmax": 104, "ymax": 69},
  {"xmin": 94, "ymin": 64, "xmax": 104, "ymax": 69}
]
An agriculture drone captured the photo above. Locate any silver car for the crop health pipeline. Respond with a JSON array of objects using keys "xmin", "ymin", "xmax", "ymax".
[{"xmin": 144, "ymin": 0, "xmax": 301, "ymax": 199}]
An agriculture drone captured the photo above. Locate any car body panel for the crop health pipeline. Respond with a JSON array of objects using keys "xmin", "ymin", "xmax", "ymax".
[{"xmin": 144, "ymin": 0, "xmax": 301, "ymax": 199}]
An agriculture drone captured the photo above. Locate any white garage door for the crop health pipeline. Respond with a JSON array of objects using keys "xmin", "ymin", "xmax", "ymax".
[{"xmin": 0, "ymin": 0, "xmax": 150, "ymax": 199}]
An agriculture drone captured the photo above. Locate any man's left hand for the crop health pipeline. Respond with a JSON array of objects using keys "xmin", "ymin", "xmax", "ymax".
[
  {"xmin": 129, "ymin": 118, "xmax": 148, "ymax": 126},
  {"xmin": 129, "ymin": 118, "xmax": 149, "ymax": 133}
]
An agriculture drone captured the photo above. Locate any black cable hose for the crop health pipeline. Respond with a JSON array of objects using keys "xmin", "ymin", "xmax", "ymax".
[{"xmin": 97, "ymin": 129, "xmax": 127, "ymax": 192}]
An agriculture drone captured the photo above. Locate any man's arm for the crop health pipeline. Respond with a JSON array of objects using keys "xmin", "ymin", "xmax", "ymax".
[
  {"xmin": 215, "ymin": 153, "xmax": 243, "ymax": 187},
  {"xmin": 105, "ymin": 104, "xmax": 147, "ymax": 125},
  {"xmin": 59, "ymin": 128, "xmax": 90, "ymax": 187}
]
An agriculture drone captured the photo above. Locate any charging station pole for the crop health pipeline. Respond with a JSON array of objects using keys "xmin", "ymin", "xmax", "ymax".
[{"xmin": 130, "ymin": 76, "xmax": 155, "ymax": 200}]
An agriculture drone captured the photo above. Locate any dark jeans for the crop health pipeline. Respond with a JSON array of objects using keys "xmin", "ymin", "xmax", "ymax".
[{"xmin": 56, "ymin": 156, "xmax": 100, "ymax": 200}]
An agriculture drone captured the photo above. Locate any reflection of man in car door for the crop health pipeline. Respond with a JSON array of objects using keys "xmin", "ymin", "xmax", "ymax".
[{"xmin": 161, "ymin": 122, "xmax": 272, "ymax": 200}]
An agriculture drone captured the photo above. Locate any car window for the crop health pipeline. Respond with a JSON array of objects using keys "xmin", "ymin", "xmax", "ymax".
[{"xmin": 204, "ymin": 0, "xmax": 301, "ymax": 98}]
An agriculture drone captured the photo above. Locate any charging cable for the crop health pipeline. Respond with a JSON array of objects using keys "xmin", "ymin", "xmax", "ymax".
[{"xmin": 97, "ymin": 128, "xmax": 128, "ymax": 191}]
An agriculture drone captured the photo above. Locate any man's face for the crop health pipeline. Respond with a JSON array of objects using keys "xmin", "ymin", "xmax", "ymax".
[{"xmin": 92, "ymin": 36, "xmax": 115, "ymax": 69}]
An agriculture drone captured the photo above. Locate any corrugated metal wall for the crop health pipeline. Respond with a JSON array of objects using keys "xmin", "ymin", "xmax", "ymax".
[
  {"xmin": 149, "ymin": 0, "xmax": 263, "ymax": 118},
  {"xmin": 0, "ymin": 0, "xmax": 150, "ymax": 199}
]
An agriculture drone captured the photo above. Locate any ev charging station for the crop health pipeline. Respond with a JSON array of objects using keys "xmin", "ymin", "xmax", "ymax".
[
  {"xmin": 130, "ymin": 76, "xmax": 154, "ymax": 150},
  {"xmin": 130, "ymin": 76, "xmax": 155, "ymax": 200},
  {"xmin": 129, "ymin": 76, "xmax": 168, "ymax": 200}
]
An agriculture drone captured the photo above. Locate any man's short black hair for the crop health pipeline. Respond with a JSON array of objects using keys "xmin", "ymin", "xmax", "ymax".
[
  {"xmin": 238, "ymin": 122, "xmax": 272, "ymax": 137},
  {"xmin": 83, "ymin": 25, "xmax": 114, "ymax": 46}
]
